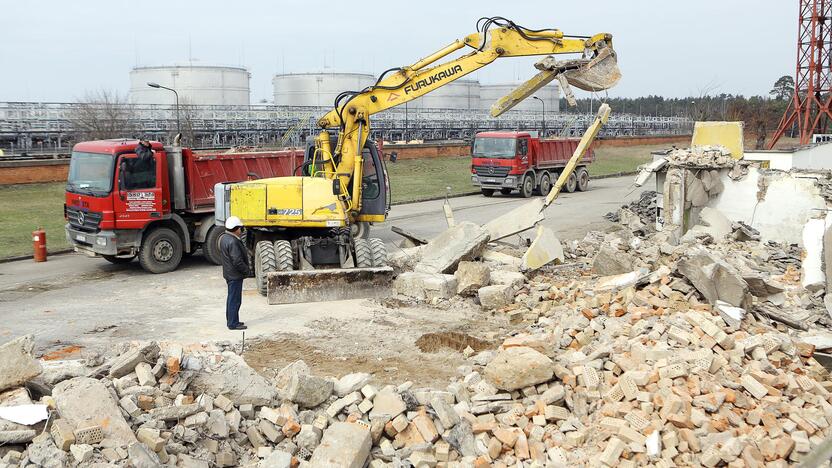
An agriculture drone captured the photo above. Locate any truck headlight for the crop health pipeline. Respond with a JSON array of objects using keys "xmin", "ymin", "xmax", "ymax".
[
  {"xmin": 471, "ymin": 175, "xmax": 479, "ymax": 182},
  {"xmin": 96, "ymin": 237, "xmax": 107, "ymax": 246},
  {"xmin": 504, "ymin": 176, "xmax": 515, "ymax": 184}
]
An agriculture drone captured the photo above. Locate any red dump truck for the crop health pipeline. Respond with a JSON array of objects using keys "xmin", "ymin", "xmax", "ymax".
[
  {"xmin": 65, "ymin": 139, "xmax": 303, "ymax": 273},
  {"xmin": 471, "ymin": 131, "xmax": 594, "ymax": 197}
]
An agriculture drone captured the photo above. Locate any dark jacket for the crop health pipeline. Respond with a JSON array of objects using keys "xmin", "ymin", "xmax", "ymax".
[{"xmin": 220, "ymin": 232, "xmax": 251, "ymax": 280}]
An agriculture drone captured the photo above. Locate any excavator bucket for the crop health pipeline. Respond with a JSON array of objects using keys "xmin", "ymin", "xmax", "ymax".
[
  {"xmin": 265, "ymin": 267, "xmax": 394, "ymax": 304},
  {"xmin": 490, "ymin": 47, "xmax": 621, "ymax": 117}
]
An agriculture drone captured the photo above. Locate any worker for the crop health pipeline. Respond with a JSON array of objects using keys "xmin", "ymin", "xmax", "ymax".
[
  {"xmin": 135, "ymin": 139, "xmax": 153, "ymax": 163},
  {"xmin": 220, "ymin": 216, "xmax": 251, "ymax": 330}
]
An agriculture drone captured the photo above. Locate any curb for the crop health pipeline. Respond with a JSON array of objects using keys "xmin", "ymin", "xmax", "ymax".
[
  {"xmin": 0, "ymin": 248, "xmax": 73, "ymax": 264},
  {"xmin": 390, "ymin": 171, "xmax": 636, "ymax": 205}
]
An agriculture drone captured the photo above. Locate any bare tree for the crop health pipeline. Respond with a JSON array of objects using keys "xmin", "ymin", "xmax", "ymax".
[
  {"xmin": 178, "ymin": 96, "xmax": 197, "ymax": 146},
  {"xmin": 70, "ymin": 90, "xmax": 137, "ymax": 141}
]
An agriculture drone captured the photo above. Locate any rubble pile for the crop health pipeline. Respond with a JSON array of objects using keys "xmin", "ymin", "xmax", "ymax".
[
  {"xmin": 666, "ymin": 146, "xmax": 734, "ymax": 168},
  {"xmin": 4, "ymin": 203, "xmax": 832, "ymax": 466},
  {"xmin": 604, "ymin": 191, "xmax": 657, "ymax": 227}
]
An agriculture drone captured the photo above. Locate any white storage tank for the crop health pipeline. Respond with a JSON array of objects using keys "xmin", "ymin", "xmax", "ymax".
[
  {"xmin": 129, "ymin": 65, "xmax": 250, "ymax": 106},
  {"xmin": 480, "ymin": 82, "xmax": 560, "ymax": 113},
  {"xmin": 272, "ymin": 73, "xmax": 376, "ymax": 107},
  {"xmin": 408, "ymin": 79, "xmax": 480, "ymax": 110}
]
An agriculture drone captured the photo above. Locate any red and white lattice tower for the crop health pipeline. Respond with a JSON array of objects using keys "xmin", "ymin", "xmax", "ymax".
[{"xmin": 769, "ymin": 0, "xmax": 832, "ymax": 148}]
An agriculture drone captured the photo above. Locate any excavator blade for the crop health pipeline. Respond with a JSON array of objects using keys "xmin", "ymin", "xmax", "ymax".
[{"xmin": 266, "ymin": 267, "xmax": 394, "ymax": 304}]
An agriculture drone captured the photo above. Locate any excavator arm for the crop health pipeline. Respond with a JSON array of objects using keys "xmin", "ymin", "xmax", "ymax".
[{"xmin": 314, "ymin": 18, "xmax": 620, "ymax": 215}]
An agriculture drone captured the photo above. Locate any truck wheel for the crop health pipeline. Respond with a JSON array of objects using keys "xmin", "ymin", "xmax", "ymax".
[
  {"xmin": 203, "ymin": 226, "xmax": 224, "ymax": 265},
  {"xmin": 481, "ymin": 189, "xmax": 495, "ymax": 197},
  {"xmin": 537, "ymin": 172, "xmax": 552, "ymax": 196},
  {"xmin": 138, "ymin": 228, "xmax": 183, "ymax": 274},
  {"xmin": 103, "ymin": 255, "xmax": 135, "ymax": 264},
  {"xmin": 577, "ymin": 167, "xmax": 590, "ymax": 192},
  {"xmin": 354, "ymin": 238, "xmax": 373, "ymax": 268},
  {"xmin": 254, "ymin": 241, "xmax": 277, "ymax": 296},
  {"xmin": 369, "ymin": 238, "xmax": 387, "ymax": 267},
  {"xmin": 500, "ymin": 188, "xmax": 512, "ymax": 195},
  {"xmin": 520, "ymin": 175, "xmax": 534, "ymax": 198},
  {"xmin": 274, "ymin": 240, "xmax": 294, "ymax": 271},
  {"xmin": 565, "ymin": 172, "xmax": 578, "ymax": 193}
]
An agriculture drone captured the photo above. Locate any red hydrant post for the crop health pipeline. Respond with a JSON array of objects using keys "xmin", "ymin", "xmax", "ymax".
[{"xmin": 32, "ymin": 227, "xmax": 47, "ymax": 262}]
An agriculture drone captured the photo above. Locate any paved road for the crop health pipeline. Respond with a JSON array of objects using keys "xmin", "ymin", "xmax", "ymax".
[{"xmin": 0, "ymin": 175, "xmax": 642, "ymax": 352}]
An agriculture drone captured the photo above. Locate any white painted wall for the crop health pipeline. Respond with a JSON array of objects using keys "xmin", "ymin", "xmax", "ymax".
[{"xmin": 706, "ymin": 169, "xmax": 827, "ymax": 246}]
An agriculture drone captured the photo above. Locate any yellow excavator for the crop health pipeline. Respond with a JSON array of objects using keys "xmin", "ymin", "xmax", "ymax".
[{"xmin": 216, "ymin": 17, "xmax": 621, "ymax": 303}]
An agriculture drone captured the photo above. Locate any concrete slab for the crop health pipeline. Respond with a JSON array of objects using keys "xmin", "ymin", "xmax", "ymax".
[
  {"xmin": 484, "ymin": 198, "xmax": 545, "ymax": 241},
  {"xmin": 522, "ymin": 226, "xmax": 564, "ymax": 271}
]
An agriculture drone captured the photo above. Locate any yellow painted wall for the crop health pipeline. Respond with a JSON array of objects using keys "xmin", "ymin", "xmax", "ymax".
[{"xmin": 691, "ymin": 121, "xmax": 745, "ymax": 159}]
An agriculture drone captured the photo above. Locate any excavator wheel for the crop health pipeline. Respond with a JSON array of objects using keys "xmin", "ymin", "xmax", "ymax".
[
  {"xmin": 565, "ymin": 172, "xmax": 578, "ymax": 193},
  {"xmin": 254, "ymin": 240, "xmax": 277, "ymax": 296},
  {"xmin": 353, "ymin": 238, "xmax": 374, "ymax": 268},
  {"xmin": 274, "ymin": 240, "xmax": 294, "ymax": 271},
  {"xmin": 577, "ymin": 167, "xmax": 590, "ymax": 192},
  {"xmin": 369, "ymin": 238, "xmax": 388, "ymax": 267}
]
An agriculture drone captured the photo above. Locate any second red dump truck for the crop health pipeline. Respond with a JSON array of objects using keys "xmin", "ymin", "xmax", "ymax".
[
  {"xmin": 64, "ymin": 139, "xmax": 304, "ymax": 273},
  {"xmin": 471, "ymin": 131, "xmax": 594, "ymax": 197}
]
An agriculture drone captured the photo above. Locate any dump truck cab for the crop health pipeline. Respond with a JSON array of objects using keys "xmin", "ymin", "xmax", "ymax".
[
  {"xmin": 65, "ymin": 139, "xmax": 171, "ymax": 261},
  {"xmin": 471, "ymin": 131, "xmax": 594, "ymax": 198}
]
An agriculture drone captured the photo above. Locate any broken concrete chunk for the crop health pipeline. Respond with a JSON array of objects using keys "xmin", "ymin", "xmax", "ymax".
[
  {"xmin": 0, "ymin": 335, "xmax": 42, "ymax": 392},
  {"xmin": 592, "ymin": 245, "xmax": 635, "ymax": 276},
  {"xmin": 107, "ymin": 341, "xmax": 160, "ymax": 378},
  {"xmin": 394, "ymin": 272, "xmax": 458, "ymax": 300},
  {"xmin": 803, "ymin": 218, "xmax": 826, "ymax": 292},
  {"xmin": 485, "ymin": 198, "xmax": 546, "ymax": 241},
  {"xmin": 478, "ymin": 284, "xmax": 514, "ymax": 310},
  {"xmin": 285, "ymin": 372, "xmax": 333, "ymax": 408},
  {"xmin": 52, "ymin": 377, "xmax": 136, "ymax": 446},
  {"xmin": 334, "ymin": 373, "xmax": 371, "ymax": 397},
  {"xmin": 522, "ymin": 225, "xmax": 564, "ymax": 271},
  {"xmin": 189, "ymin": 352, "xmax": 277, "ymax": 406},
  {"xmin": 677, "ymin": 248, "xmax": 749, "ymax": 307},
  {"xmin": 489, "ymin": 270, "xmax": 526, "ymax": 289},
  {"xmin": 484, "ymin": 347, "xmax": 554, "ymax": 391},
  {"xmin": 455, "ymin": 261, "xmax": 491, "ymax": 296},
  {"xmin": 414, "ymin": 221, "xmax": 490, "ymax": 274},
  {"xmin": 308, "ymin": 422, "xmax": 371, "ymax": 468},
  {"xmin": 369, "ymin": 389, "xmax": 406, "ymax": 419}
]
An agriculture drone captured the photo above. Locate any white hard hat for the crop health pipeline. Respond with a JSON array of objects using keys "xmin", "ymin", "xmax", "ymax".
[{"xmin": 225, "ymin": 216, "xmax": 243, "ymax": 230}]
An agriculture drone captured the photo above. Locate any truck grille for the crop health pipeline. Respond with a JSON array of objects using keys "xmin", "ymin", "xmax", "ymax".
[
  {"xmin": 473, "ymin": 165, "xmax": 510, "ymax": 177},
  {"xmin": 66, "ymin": 207, "xmax": 102, "ymax": 232}
]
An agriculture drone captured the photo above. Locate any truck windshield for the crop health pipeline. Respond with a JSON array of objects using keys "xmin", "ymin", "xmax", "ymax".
[
  {"xmin": 67, "ymin": 152, "xmax": 115, "ymax": 195},
  {"xmin": 472, "ymin": 138, "xmax": 517, "ymax": 158}
]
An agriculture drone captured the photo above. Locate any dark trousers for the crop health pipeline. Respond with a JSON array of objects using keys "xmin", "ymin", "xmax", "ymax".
[{"xmin": 226, "ymin": 279, "xmax": 243, "ymax": 328}]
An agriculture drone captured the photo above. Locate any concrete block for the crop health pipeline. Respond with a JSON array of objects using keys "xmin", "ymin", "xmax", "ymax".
[
  {"xmin": 599, "ymin": 437, "xmax": 626, "ymax": 466},
  {"xmin": 455, "ymin": 261, "xmax": 491, "ymax": 296},
  {"xmin": 308, "ymin": 422, "xmax": 371, "ymax": 468},
  {"xmin": 149, "ymin": 403, "xmax": 201, "ymax": 421},
  {"xmin": 394, "ymin": 272, "xmax": 458, "ymax": 300},
  {"xmin": 0, "ymin": 335, "xmax": 42, "ymax": 392},
  {"xmin": 108, "ymin": 342, "xmax": 160, "ymax": 378},
  {"xmin": 134, "ymin": 362, "xmax": 156, "ymax": 387},
  {"xmin": 285, "ymin": 372, "xmax": 334, "ymax": 408},
  {"xmin": 592, "ymin": 245, "xmax": 635, "ymax": 276},
  {"xmin": 478, "ymin": 284, "xmax": 514, "ymax": 309},
  {"xmin": 50, "ymin": 419, "xmax": 76, "ymax": 451},
  {"xmin": 53, "ymin": 377, "xmax": 136, "ymax": 446},
  {"xmin": 415, "ymin": 221, "xmax": 490, "ymax": 274},
  {"xmin": 489, "ymin": 270, "xmax": 526, "ymax": 288},
  {"xmin": 70, "ymin": 443, "xmax": 93, "ymax": 463},
  {"xmin": 484, "ymin": 346, "xmax": 554, "ymax": 391}
]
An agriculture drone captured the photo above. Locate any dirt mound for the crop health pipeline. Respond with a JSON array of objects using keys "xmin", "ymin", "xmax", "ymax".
[{"xmin": 415, "ymin": 331, "xmax": 493, "ymax": 353}]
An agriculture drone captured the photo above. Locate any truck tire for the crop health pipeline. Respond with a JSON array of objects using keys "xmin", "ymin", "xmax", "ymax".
[
  {"xmin": 103, "ymin": 254, "xmax": 135, "ymax": 264},
  {"xmin": 369, "ymin": 238, "xmax": 388, "ymax": 267},
  {"xmin": 138, "ymin": 228, "xmax": 183, "ymax": 274},
  {"xmin": 565, "ymin": 172, "xmax": 578, "ymax": 193},
  {"xmin": 481, "ymin": 189, "xmax": 495, "ymax": 197},
  {"xmin": 520, "ymin": 174, "xmax": 534, "ymax": 198},
  {"xmin": 254, "ymin": 241, "xmax": 277, "ymax": 296},
  {"xmin": 537, "ymin": 172, "xmax": 552, "ymax": 196},
  {"xmin": 274, "ymin": 240, "xmax": 294, "ymax": 271},
  {"xmin": 354, "ymin": 238, "xmax": 373, "ymax": 268},
  {"xmin": 203, "ymin": 226, "xmax": 224, "ymax": 266},
  {"xmin": 577, "ymin": 167, "xmax": 590, "ymax": 191},
  {"xmin": 500, "ymin": 188, "xmax": 512, "ymax": 195}
]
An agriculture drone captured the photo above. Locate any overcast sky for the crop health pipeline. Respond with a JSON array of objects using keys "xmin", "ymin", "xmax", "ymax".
[{"xmin": 1, "ymin": 0, "xmax": 795, "ymax": 103}]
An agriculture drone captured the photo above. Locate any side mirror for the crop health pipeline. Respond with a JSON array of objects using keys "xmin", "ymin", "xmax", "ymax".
[{"xmin": 332, "ymin": 179, "xmax": 342, "ymax": 196}]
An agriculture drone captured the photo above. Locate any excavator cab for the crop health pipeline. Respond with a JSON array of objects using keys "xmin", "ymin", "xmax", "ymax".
[{"xmin": 302, "ymin": 134, "xmax": 390, "ymax": 224}]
